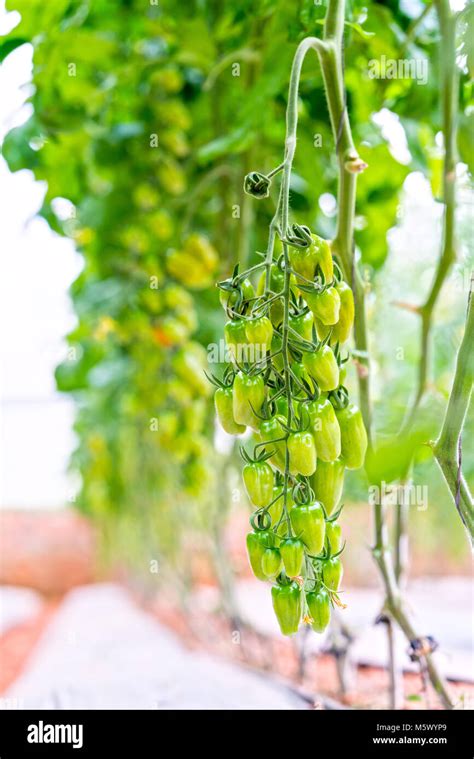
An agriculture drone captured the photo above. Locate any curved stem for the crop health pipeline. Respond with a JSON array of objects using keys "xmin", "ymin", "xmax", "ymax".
[
  {"xmin": 434, "ymin": 287, "xmax": 474, "ymax": 542},
  {"xmin": 386, "ymin": 618, "xmax": 403, "ymax": 709},
  {"xmin": 395, "ymin": 484, "xmax": 410, "ymax": 588},
  {"xmin": 373, "ymin": 544, "xmax": 453, "ymax": 708},
  {"xmin": 257, "ymin": 0, "xmax": 453, "ymax": 708},
  {"xmin": 320, "ymin": 0, "xmax": 452, "ymax": 708},
  {"xmin": 181, "ymin": 164, "xmax": 235, "ymax": 238},
  {"xmin": 266, "ymin": 36, "xmax": 330, "ymax": 519},
  {"xmin": 402, "ymin": 0, "xmax": 458, "ymax": 431}
]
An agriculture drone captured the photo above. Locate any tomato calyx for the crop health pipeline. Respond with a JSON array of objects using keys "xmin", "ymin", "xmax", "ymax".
[
  {"xmin": 328, "ymin": 384, "xmax": 350, "ymax": 410},
  {"xmin": 240, "ymin": 445, "xmax": 274, "ymax": 466},
  {"xmin": 282, "ymin": 223, "xmax": 313, "ymax": 248},
  {"xmin": 243, "ymin": 171, "xmax": 271, "ymax": 199}
]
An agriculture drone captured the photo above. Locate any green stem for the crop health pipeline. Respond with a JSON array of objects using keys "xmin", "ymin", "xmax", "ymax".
[
  {"xmin": 373, "ymin": 540, "xmax": 453, "ymax": 707},
  {"xmin": 322, "ymin": 0, "xmax": 452, "ymax": 708},
  {"xmin": 181, "ymin": 164, "xmax": 234, "ymax": 239},
  {"xmin": 386, "ymin": 617, "xmax": 403, "ymax": 710},
  {"xmin": 211, "ymin": 450, "xmax": 243, "ymax": 625},
  {"xmin": 321, "ymin": 6, "xmax": 372, "ymax": 439},
  {"xmin": 395, "ymin": 482, "xmax": 410, "ymax": 587},
  {"xmin": 255, "ymin": 0, "xmax": 453, "ymax": 707},
  {"xmin": 402, "ymin": 2, "xmax": 434, "ymax": 53},
  {"xmin": 402, "ymin": 0, "xmax": 458, "ymax": 431},
  {"xmin": 270, "ymin": 36, "xmax": 329, "ymax": 520},
  {"xmin": 434, "ymin": 289, "xmax": 474, "ymax": 542}
]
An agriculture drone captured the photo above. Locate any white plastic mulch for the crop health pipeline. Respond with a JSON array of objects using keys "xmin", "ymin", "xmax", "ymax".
[
  {"xmin": 2, "ymin": 584, "xmax": 307, "ymax": 710},
  {"xmin": 0, "ymin": 586, "xmax": 43, "ymax": 635},
  {"xmin": 195, "ymin": 577, "xmax": 473, "ymax": 683}
]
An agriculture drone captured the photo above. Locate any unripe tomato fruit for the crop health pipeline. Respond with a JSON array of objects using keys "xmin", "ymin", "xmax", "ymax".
[
  {"xmin": 303, "ymin": 345, "xmax": 339, "ymax": 392},
  {"xmin": 335, "ymin": 403, "xmax": 368, "ymax": 470},
  {"xmin": 322, "ymin": 557, "xmax": 343, "ymax": 591},
  {"xmin": 290, "ymin": 502, "xmax": 326, "ymax": 555},
  {"xmin": 243, "ymin": 461, "xmax": 274, "ymax": 507},
  {"xmin": 306, "ymin": 589, "xmax": 331, "ymax": 633},
  {"xmin": 271, "ymin": 582, "xmax": 302, "ymax": 636}
]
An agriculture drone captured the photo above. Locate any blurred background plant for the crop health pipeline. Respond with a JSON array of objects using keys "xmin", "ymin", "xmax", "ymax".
[{"xmin": 1, "ymin": 0, "xmax": 472, "ymax": 638}]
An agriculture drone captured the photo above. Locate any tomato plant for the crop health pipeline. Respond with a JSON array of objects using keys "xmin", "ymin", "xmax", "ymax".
[
  {"xmin": 3, "ymin": 0, "xmax": 471, "ymax": 710},
  {"xmin": 211, "ymin": 182, "xmax": 364, "ymax": 635}
]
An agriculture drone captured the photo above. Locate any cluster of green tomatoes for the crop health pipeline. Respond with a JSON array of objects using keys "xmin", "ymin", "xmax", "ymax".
[{"xmin": 211, "ymin": 225, "xmax": 368, "ymax": 636}]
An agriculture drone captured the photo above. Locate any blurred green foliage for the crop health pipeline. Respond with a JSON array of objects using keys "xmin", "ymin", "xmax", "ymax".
[{"xmin": 1, "ymin": 0, "xmax": 472, "ymax": 576}]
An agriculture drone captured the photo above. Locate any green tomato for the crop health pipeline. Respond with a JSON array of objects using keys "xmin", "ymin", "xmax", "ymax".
[
  {"xmin": 270, "ymin": 333, "xmax": 285, "ymax": 372},
  {"xmin": 257, "ymin": 263, "xmax": 285, "ymax": 326},
  {"xmin": 245, "ymin": 316, "xmax": 273, "ymax": 360},
  {"xmin": 261, "ymin": 547, "xmax": 282, "ymax": 580},
  {"xmin": 267, "ymin": 486, "xmax": 284, "ymax": 528},
  {"xmin": 274, "ymin": 395, "xmax": 289, "ymax": 418},
  {"xmin": 214, "ymin": 387, "xmax": 246, "ymax": 435},
  {"xmin": 311, "ymin": 459, "xmax": 345, "ymax": 516},
  {"xmin": 287, "ymin": 431, "xmax": 317, "ymax": 476},
  {"xmin": 289, "ymin": 235, "xmax": 333, "ymax": 284},
  {"xmin": 289, "ymin": 311, "xmax": 314, "ymax": 342},
  {"xmin": 233, "ymin": 371, "xmax": 265, "ymax": 429},
  {"xmin": 290, "ymin": 361, "xmax": 315, "ymax": 398},
  {"xmin": 186, "ymin": 398, "xmax": 207, "ymax": 434},
  {"xmin": 290, "ymin": 502, "xmax": 326, "ymax": 555},
  {"xmin": 224, "ymin": 319, "xmax": 248, "ymax": 363},
  {"xmin": 332, "ymin": 281, "xmax": 354, "ymax": 343},
  {"xmin": 306, "ymin": 589, "xmax": 331, "ymax": 633},
  {"xmin": 271, "ymin": 582, "xmax": 302, "ymax": 636},
  {"xmin": 246, "ymin": 531, "xmax": 272, "ymax": 581},
  {"xmin": 310, "ymin": 235, "xmax": 333, "ymax": 283},
  {"xmin": 243, "ymin": 461, "xmax": 274, "ymax": 507},
  {"xmin": 156, "ymin": 316, "xmax": 189, "ymax": 346},
  {"xmin": 322, "ymin": 557, "xmax": 343, "ymax": 591},
  {"xmin": 288, "ymin": 246, "xmax": 318, "ymax": 282},
  {"xmin": 304, "ymin": 398, "xmax": 341, "ymax": 462},
  {"xmin": 182, "ymin": 234, "xmax": 218, "ymax": 271},
  {"xmin": 172, "ymin": 343, "xmax": 210, "ymax": 396},
  {"xmin": 280, "ymin": 538, "xmax": 304, "ymax": 577},
  {"xmin": 335, "ymin": 403, "xmax": 368, "ymax": 470},
  {"xmin": 302, "ymin": 345, "xmax": 339, "ymax": 392},
  {"xmin": 259, "ymin": 416, "xmax": 286, "ymax": 471},
  {"xmin": 304, "ymin": 286, "xmax": 341, "ymax": 326},
  {"xmin": 167, "ymin": 250, "xmax": 212, "ymax": 288},
  {"xmin": 314, "ymin": 281, "xmax": 355, "ymax": 345},
  {"xmin": 326, "ymin": 521, "xmax": 342, "ymax": 554},
  {"xmin": 219, "ymin": 277, "xmax": 254, "ymax": 311},
  {"xmin": 257, "ymin": 262, "xmax": 285, "ymax": 294}
]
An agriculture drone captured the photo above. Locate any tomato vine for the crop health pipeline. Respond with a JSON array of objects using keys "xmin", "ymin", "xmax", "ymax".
[{"xmin": 211, "ymin": 15, "xmax": 370, "ymax": 635}]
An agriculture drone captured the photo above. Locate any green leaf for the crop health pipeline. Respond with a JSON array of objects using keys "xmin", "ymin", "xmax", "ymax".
[
  {"xmin": 345, "ymin": 21, "xmax": 374, "ymax": 40},
  {"xmin": 196, "ymin": 127, "xmax": 252, "ymax": 164},
  {"xmin": 0, "ymin": 37, "xmax": 28, "ymax": 62},
  {"xmin": 458, "ymin": 110, "xmax": 474, "ymax": 175},
  {"xmin": 366, "ymin": 426, "xmax": 432, "ymax": 486}
]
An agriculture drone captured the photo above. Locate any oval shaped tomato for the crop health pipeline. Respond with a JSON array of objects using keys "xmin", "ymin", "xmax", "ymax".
[
  {"xmin": 290, "ymin": 502, "xmax": 325, "ymax": 555},
  {"xmin": 306, "ymin": 588, "xmax": 331, "ymax": 633},
  {"xmin": 243, "ymin": 461, "xmax": 274, "ymax": 507},
  {"xmin": 261, "ymin": 547, "xmax": 282, "ymax": 580},
  {"xmin": 322, "ymin": 556, "xmax": 343, "ymax": 591},
  {"xmin": 280, "ymin": 538, "xmax": 304, "ymax": 577},
  {"xmin": 233, "ymin": 371, "xmax": 265, "ymax": 429},
  {"xmin": 335, "ymin": 403, "xmax": 368, "ymax": 470},
  {"xmin": 271, "ymin": 582, "xmax": 302, "ymax": 636},
  {"xmin": 246, "ymin": 531, "xmax": 272, "ymax": 581},
  {"xmin": 287, "ymin": 431, "xmax": 317, "ymax": 476},
  {"xmin": 311, "ymin": 459, "xmax": 345, "ymax": 516},
  {"xmin": 302, "ymin": 345, "xmax": 339, "ymax": 392},
  {"xmin": 214, "ymin": 387, "xmax": 246, "ymax": 435}
]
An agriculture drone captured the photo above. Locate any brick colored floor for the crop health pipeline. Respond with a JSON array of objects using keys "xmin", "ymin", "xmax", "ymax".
[{"xmin": 0, "ymin": 510, "xmax": 472, "ymax": 710}]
